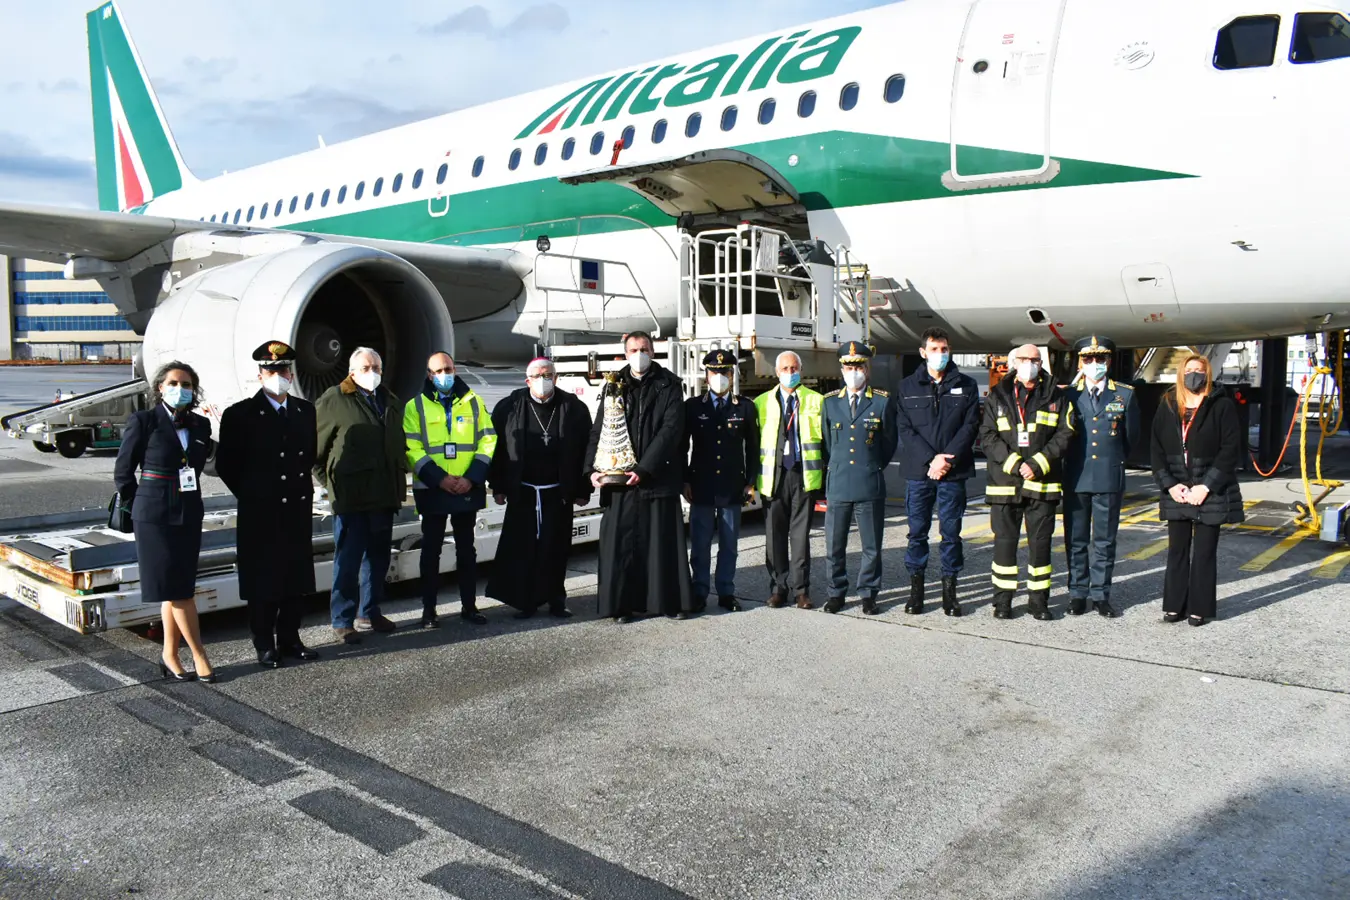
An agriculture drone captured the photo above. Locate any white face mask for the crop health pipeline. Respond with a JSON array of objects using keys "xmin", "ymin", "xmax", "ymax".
[
  {"xmin": 262, "ymin": 373, "xmax": 292, "ymax": 397},
  {"xmin": 708, "ymin": 373, "xmax": 730, "ymax": 395},
  {"xmin": 1082, "ymin": 362, "xmax": 1108, "ymax": 383},
  {"xmin": 628, "ymin": 351, "xmax": 651, "ymax": 374},
  {"xmin": 1016, "ymin": 361, "xmax": 1040, "ymax": 384},
  {"xmin": 353, "ymin": 370, "xmax": 381, "ymax": 392},
  {"xmin": 843, "ymin": 369, "xmax": 867, "ymax": 391},
  {"xmin": 530, "ymin": 376, "xmax": 554, "ymax": 399}
]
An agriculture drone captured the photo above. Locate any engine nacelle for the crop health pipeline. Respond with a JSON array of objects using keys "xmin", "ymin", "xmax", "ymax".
[{"xmin": 141, "ymin": 243, "xmax": 452, "ymax": 408}]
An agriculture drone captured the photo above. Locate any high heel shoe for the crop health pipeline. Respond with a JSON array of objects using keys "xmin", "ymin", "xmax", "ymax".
[
  {"xmin": 195, "ymin": 669, "xmax": 218, "ymax": 683},
  {"xmin": 1163, "ymin": 612, "xmax": 1184, "ymax": 624},
  {"xmin": 158, "ymin": 660, "xmax": 197, "ymax": 682}
]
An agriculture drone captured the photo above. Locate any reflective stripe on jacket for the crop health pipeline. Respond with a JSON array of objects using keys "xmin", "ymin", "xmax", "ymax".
[
  {"xmin": 754, "ymin": 386, "xmax": 824, "ymax": 496},
  {"xmin": 978, "ymin": 373, "xmax": 1075, "ymax": 503},
  {"xmin": 403, "ymin": 380, "xmax": 497, "ymax": 490}
]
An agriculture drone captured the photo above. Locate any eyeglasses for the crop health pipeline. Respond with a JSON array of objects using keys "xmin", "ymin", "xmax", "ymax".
[
  {"xmin": 1012, "ymin": 356, "xmax": 1041, "ymax": 364},
  {"xmin": 526, "ymin": 373, "xmax": 554, "ymax": 380}
]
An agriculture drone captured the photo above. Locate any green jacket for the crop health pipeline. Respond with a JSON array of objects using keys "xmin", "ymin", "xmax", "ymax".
[{"xmin": 313, "ymin": 375, "xmax": 408, "ymax": 514}]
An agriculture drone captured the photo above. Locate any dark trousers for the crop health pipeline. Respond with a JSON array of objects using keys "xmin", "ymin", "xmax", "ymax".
[
  {"xmin": 330, "ymin": 511, "xmax": 394, "ymax": 627},
  {"xmin": 764, "ymin": 467, "xmax": 814, "ymax": 596},
  {"xmin": 248, "ymin": 596, "xmax": 302, "ymax": 655},
  {"xmin": 1063, "ymin": 491, "xmax": 1123, "ymax": 602},
  {"xmin": 825, "ymin": 498, "xmax": 885, "ymax": 601},
  {"xmin": 990, "ymin": 500, "xmax": 1057, "ymax": 611},
  {"xmin": 904, "ymin": 478, "xmax": 967, "ymax": 576},
  {"xmin": 1163, "ymin": 520, "xmax": 1220, "ymax": 618},
  {"xmin": 420, "ymin": 511, "xmax": 478, "ymax": 613}
]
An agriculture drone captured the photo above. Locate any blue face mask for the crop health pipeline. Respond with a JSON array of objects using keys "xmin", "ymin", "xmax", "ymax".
[
  {"xmin": 432, "ymin": 373, "xmax": 455, "ymax": 393},
  {"xmin": 929, "ymin": 352, "xmax": 950, "ymax": 372},
  {"xmin": 779, "ymin": 372, "xmax": 802, "ymax": 390},
  {"xmin": 162, "ymin": 385, "xmax": 193, "ymax": 409},
  {"xmin": 1083, "ymin": 362, "xmax": 1109, "ymax": 383}
]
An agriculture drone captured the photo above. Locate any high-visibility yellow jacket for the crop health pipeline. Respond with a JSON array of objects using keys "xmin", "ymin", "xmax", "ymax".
[
  {"xmin": 754, "ymin": 385, "xmax": 825, "ymax": 497},
  {"xmin": 403, "ymin": 378, "xmax": 496, "ymax": 512}
]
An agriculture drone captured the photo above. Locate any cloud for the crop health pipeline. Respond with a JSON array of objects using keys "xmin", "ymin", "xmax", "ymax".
[
  {"xmin": 180, "ymin": 56, "xmax": 238, "ymax": 83},
  {"xmin": 426, "ymin": 5, "xmax": 492, "ymax": 35},
  {"xmin": 423, "ymin": 3, "xmax": 569, "ymax": 39},
  {"xmin": 0, "ymin": 131, "xmax": 94, "ymax": 205},
  {"xmin": 39, "ymin": 78, "xmax": 81, "ymax": 94}
]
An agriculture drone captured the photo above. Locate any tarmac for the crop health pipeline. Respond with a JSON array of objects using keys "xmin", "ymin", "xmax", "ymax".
[{"xmin": 0, "ymin": 367, "xmax": 1347, "ymax": 899}]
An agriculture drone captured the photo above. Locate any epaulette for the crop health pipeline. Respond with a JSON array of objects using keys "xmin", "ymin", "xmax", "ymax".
[
  {"xmin": 838, "ymin": 388, "xmax": 847, "ymax": 398},
  {"xmin": 1116, "ymin": 381, "xmax": 1133, "ymax": 391},
  {"xmin": 872, "ymin": 388, "xmax": 889, "ymax": 397}
]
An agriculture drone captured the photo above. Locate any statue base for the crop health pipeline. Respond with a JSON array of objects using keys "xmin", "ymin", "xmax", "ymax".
[{"xmin": 595, "ymin": 472, "xmax": 631, "ymax": 486}]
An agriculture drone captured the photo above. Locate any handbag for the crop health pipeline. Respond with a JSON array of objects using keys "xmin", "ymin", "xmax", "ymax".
[{"xmin": 107, "ymin": 491, "xmax": 133, "ymax": 533}]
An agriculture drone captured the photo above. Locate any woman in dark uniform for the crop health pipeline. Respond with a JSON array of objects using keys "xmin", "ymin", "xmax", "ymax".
[{"xmin": 114, "ymin": 361, "xmax": 217, "ymax": 681}]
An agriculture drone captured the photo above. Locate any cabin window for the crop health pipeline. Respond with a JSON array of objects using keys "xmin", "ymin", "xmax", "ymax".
[
  {"xmin": 1214, "ymin": 15, "xmax": 1280, "ymax": 69},
  {"xmin": 651, "ymin": 120, "xmax": 667, "ymax": 144},
  {"xmin": 685, "ymin": 112, "xmax": 702, "ymax": 137},
  {"xmin": 355, "ymin": 182, "xmax": 365, "ymax": 201},
  {"xmin": 840, "ymin": 82, "xmax": 860, "ymax": 110},
  {"xmin": 233, "ymin": 209, "xmax": 242, "ymax": 223},
  {"xmin": 720, "ymin": 106, "xmax": 737, "ymax": 131},
  {"xmin": 433, "ymin": 165, "xmax": 445, "ymax": 186},
  {"xmin": 535, "ymin": 143, "xmax": 548, "ymax": 165},
  {"xmin": 373, "ymin": 177, "xmax": 383, "ymax": 197},
  {"xmin": 797, "ymin": 90, "xmax": 817, "ymax": 118},
  {"xmin": 247, "ymin": 205, "xmax": 255, "ymax": 222},
  {"xmin": 561, "ymin": 138, "xmax": 575, "ymax": 160},
  {"xmin": 221, "ymin": 210, "xmax": 228, "ymax": 222},
  {"xmin": 508, "ymin": 148, "xmax": 522, "ymax": 170},
  {"xmin": 590, "ymin": 131, "xmax": 605, "ymax": 155},
  {"xmin": 758, "ymin": 98, "xmax": 776, "ymax": 125},
  {"xmin": 1291, "ymin": 12, "xmax": 1350, "ymax": 63},
  {"xmin": 392, "ymin": 173, "xmax": 403, "ymax": 193},
  {"xmin": 884, "ymin": 74, "xmax": 906, "ymax": 103},
  {"xmin": 259, "ymin": 202, "xmax": 267, "ymax": 221},
  {"xmin": 621, "ymin": 125, "xmax": 635, "ymax": 149},
  {"xmin": 209, "ymin": 214, "xmax": 217, "ymax": 222},
  {"xmin": 337, "ymin": 186, "xmax": 347, "ymax": 204},
  {"xmin": 289, "ymin": 196, "xmax": 298, "ymax": 213},
  {"xmin": 472, "ymin": 155, "xmax": 485, "ymax": 176},
  {"xmin": 274, "ymin": 199, "xmax": 282, "ymax": 216},
  {"xmin": 321, "ymin": 189, "xmax": 330, "ymax": 207},
  {"xmin": 304, "ymin": 192, "xmax": 314, "ymax": 210},
  {"xmin": 412, "ymin": 169, "xmax": 423, "ymax": 189}
]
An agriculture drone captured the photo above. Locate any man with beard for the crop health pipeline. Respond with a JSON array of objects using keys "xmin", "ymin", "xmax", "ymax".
[
  {"xmin": 487, "ymin": 357, "xmax": 592, "ymax": 618},
  {"xmin": 586, "ymin": 331, "xmax": 694, "ymax": 621}
]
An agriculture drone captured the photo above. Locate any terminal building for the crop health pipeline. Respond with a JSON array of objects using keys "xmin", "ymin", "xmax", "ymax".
[{"xmin": 0, "ymin": 257, "xmax": 140, "ymax": 361}]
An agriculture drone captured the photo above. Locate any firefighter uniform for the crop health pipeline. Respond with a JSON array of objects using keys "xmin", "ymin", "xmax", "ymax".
[
  {"xmin": 404, "ymin": 376, "xmax": 497, "ymax": 624},
  {"xmin": 754, "ymin": 378, "xmax": 825, "ymax": 607},
  {"xmin": 1063, "ymin": 335, "xmax": 1139, "ymax": 617},
  {"xmin": 821, "ymin": 342, "xmax": 899, "ymax": 614},
  {"xmin": 683, "ymin": 349, "xmax": 759, "ymax": 610},
  {"xmin": 979, "ymin": 370, "xmax": 1075, "ymax": 620}
]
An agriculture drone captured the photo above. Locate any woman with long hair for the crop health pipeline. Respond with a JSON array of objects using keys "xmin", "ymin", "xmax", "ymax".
[
  {"xmin": 1149, "ymin": 354, "xmax": 1245, "ymax": 626},
  {"xmin": 114, "ymin": 361, "xmax": 217, "ymax": 680}
]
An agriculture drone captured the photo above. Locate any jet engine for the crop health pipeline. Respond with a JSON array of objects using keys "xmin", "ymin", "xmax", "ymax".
[{"xmin": 140, "ymin": 242, "xmax": 452, "ymax": 407}]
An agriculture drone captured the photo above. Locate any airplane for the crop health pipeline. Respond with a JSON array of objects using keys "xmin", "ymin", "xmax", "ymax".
[{"xmin": 1, "ymin": 0, "xmax": 1348, "ymax": 408}]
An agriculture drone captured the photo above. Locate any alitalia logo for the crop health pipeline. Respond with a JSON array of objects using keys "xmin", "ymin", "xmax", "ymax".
[{"xmin": 515, "ymin": 25, "xmax": 861, "ymax": 140}]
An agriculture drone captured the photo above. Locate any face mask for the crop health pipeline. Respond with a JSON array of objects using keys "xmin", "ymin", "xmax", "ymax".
[
  {"xmin": 779, "ymin": 372, "xmax": 802, "ymax": 390},
  {"xmin": 1016, "ymin": 361, "xmax": 1040, "ymax": 384},
  {"xmin": 353, "ymin": 371, "xmax": 381, "ymax": 392},
  {"xmin": 1082, "ymin": 362, "xmax": 1108, "ymax": 383},
  {"xmin": 928, "ymin": 352, "xmax": 950, "ymax": 372},
  {"xmin": 708, "ymin": 373, "xmax": 730, "ymax": 395},
  {"xmin": 261, "ymin": 373, "xmax": 292, "ymax": 397},
  {"xmin": 530, "ymin": 377, "xmax": 554, "ymax": 399},
  {"xmin": 628, "ymin": 351, "xmax": 651, "ymax": 374},
  {"xmin": 1183, "ymin": 372, "xmax": 1207, "ymax": 393},
  {"xmin": 161, "ymin": 385, "xmax": 193, "ymax": 409},
  {"xmin": 843, "ymin": 369, "xmax": 867, "ymax": 391},
  {"xmin": 432, "ymin": 373, "xmax": 455, "ymax": 393}
]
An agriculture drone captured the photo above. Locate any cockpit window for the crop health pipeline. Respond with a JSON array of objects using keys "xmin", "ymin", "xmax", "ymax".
[
  {"xmin": 1291, "ymin": 12, "xmax": 1350, "ymax": 63},
  {"xmin": 1214, "ymin": 15, "xmax": 1280, "ymax": 70}
]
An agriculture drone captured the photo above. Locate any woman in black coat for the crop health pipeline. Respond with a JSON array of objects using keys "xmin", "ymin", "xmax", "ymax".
[
  {"xmin": 114, "ymin": 361, "xmax": 217, "ymax": 680},
  {"xmin": 1150, "ymin": 354, "xmax": 1244, "ymax": 626}
]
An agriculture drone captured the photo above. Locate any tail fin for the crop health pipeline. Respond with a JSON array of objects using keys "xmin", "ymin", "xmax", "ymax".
[{"xmin": 87, "ymin": 1, "xmax": 195, "ymax": 211}]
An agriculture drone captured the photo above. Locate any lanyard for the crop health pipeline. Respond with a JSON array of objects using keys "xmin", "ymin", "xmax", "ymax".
[
  {"xmin": 1180, "ymin": 406, "xmax": 1198, "ymax": 466},
  {"xmin": 1013, "ymin": 384, "xmax": 1029, "ymax": 429}
]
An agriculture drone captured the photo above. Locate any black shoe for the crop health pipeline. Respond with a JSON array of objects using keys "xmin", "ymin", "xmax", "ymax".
[
  {"xmin": 514, "ymin": 607, "xmax": 537, "ymax": 619},
  {"xmin": 1069, "ymin": 597, "xmax": 1087, "ymax": 616},
  {"xmin": 158, "ymin": 660, "xmax": 196, "ymax": 682},
  {"xmin": 992, "ymin": 604, "xmax": 1013, "ymax": 620},
  {"xmin": 461, "ymin": 610, "xmax": 487, "ymax": 625},
  {"xmin": 1094, "ymin": 601, "xmax": 1118, "ymax": 619},
  {"xmin": 1189, "ymin": 615, "xmax": 1207, "ymax": 627},
  {"xmin": 196, "ymin": 671, "xmax": 218, "ymax": 684},
  {"xmin": 905, "ymin": 572, "xmax": 924, "ymax": 615},
  {"xmin": 420, "ymin": 612, "xmax": 441, "ymax": 628},
  {"xmin": 941, "ymin": 575, "xmax": 961, "ymax": 617},
  {"xmin": 823, "ymin": 598, "xmax": 845, "ymax": 614},
  {"xmin": 1030, "ymin": 607, "xmax": 1054, "ymax": 621},
  {"xmin": 861, "ymin": 598, "xmax": 880, "ymax": 615},
  {"xmin": 718, "ymin": 595, "xmax": 742, "ymax": 612},
  {"xmin": 615, "ymin": 614, "xmax": 635, "ymax": 624},
  {"xmin": 1163, "ymin": 611, "xmax": 1184, "ymax": 624},
  {"xmin": 549, "ymin": 603, "xmax": 573, "ymax": 618},
  {"xmin": 279, "ymin": 642, "xmax": 319, "ymax": 661},
  {"xmin": 257, "ymin": 649, "xmax": 283, "ymax": 669}
]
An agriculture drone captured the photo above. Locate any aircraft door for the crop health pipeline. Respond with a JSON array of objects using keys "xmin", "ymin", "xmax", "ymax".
[
  {"xmin": 1122, "ymin": 263, "xmax": 1180, "ymax": 319},
  {"xmin": 948, "ymin": 0, "xmax": 1067, "ymax": 186}
]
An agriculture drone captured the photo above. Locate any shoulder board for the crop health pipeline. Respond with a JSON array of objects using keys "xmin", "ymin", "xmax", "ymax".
[
  {"xmin": 1117, "ymin": 382, "xmax": 1134, "ymax": 391},
  {"xmin": 837, "ymin": 388, "xmax": 847, "ymax": 398},
  {"xmin": 731, "ymin": 396, "xmax": 740, "ymax": 405},
  {"xmin": 872, "ymin": 388, "xmax": 889, "ymax": 397}
]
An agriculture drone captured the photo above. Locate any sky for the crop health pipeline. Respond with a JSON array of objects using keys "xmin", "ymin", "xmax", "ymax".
[{"xmin": 0, "ymin": 0, "xmax": 890, "ymax": 208}]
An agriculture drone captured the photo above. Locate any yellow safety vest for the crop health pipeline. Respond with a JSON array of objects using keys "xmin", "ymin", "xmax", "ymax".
[
  {"xmin": 403, "ymin": 387, "xmax": 496, "ymax": 488},
  {"xmin": 754, "ymin": 385, "xmax": 825, "ymax": 496}
]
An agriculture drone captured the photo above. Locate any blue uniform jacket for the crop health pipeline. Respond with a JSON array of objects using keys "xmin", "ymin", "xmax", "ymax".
[
  {"xmin": 682, "ymin": 392, "xmax": 759, "ymax": 507},
  {"xmin": 894, "ymin": 362, "xmax": 981, "ymax": 481},
  {"xmin": 821, "ymin": 387, "xmax": 899, "ymax": 502},
  {"xmin": 1064, "ymin": 378, "xmax": 1139, "ymax": 494}
]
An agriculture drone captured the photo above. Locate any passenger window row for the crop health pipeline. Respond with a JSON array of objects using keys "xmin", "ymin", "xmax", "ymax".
[
  {"xmin": 207, "ymin": 164, "xmax": 445, "ymax": 224},
  {"xmin": 1214, "ymin": 11, "xmax": 1350, "ymax": 70}
]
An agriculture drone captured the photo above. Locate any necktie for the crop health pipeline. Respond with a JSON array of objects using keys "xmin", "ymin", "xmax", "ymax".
[
  {"xmin": 850, "ymin": 394, "xmax": 858, "ymax": 417},
  {"xmin": 277, "ymin": 403, "xmax": 287, "ymax": 419}
]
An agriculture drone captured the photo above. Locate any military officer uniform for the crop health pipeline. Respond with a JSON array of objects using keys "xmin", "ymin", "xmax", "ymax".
[
  {"xmin": 215, "ymin": 340, "xmax": 319, "ymax": 666},
  {"xmin": 682, "ymin": 349, "xmax": 759, "ymax": 611},
  {"xmin": 1063, "ymin": 335, "xmax": 1140, "ymax": 617},
  {"xmin": 821, "ymin": 342, "xmax": 899, "ymax": 614}
]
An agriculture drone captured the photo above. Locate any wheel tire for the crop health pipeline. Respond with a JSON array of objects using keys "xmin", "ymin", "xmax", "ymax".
[
  {"xmin": 56, "ymin": 433, "xmax": 87, "ymax": 459},
  {"xmin": 33, "ymin": 441, "xmax": 56, "ymax": 453}
]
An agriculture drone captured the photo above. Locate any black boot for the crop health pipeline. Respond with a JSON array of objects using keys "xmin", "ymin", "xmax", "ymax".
[
  {"xmin": 992, "ymin": 592, "xmax": 1014, "ymax": 619},
  {"xmin": 905, "ymin": 572, "xmax": 924, "ymax": 615},
  {"xmin": 1028, "ymin": 594, "xmax": 1054, "ymax": 621},
  {"xmin": 941, "ymin": 576, "xmax": 961, "ymax": 617}
]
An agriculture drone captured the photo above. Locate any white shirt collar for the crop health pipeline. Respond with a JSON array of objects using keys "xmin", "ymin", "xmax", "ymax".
[{"xmin": 265, "ymin": 392, "xmax": 287, "ymax": 411}]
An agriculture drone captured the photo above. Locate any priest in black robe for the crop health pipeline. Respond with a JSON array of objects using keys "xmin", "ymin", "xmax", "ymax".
[
  {"xmin": 585, "ymin": 331, "xmax": 695, "ymax": 621},
  {"xmin": 486, "ymin": 358, "xmax": 593, "ymax": 617}
]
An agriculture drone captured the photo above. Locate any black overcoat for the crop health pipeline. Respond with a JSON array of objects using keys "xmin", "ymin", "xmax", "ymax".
[
  {"xmin": 1150, "ymin": 389, "xmax": 1245, "ymax": 526},
  {"xmin": 215, "ymin": 391, "xmax": 318, "ymax": 602},
  {"xmin": 488, "ymin": 388, "xmax": 593, "ymax": 503},
  {"xmin": 584, "ymin": 362, "xmax": 685, "ymax": 500}
]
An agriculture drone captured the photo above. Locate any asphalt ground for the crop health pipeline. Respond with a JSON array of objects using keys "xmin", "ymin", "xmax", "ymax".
[{"xmin": 1, "ymin": 368, "xmax": 1347, "ymax": 899}]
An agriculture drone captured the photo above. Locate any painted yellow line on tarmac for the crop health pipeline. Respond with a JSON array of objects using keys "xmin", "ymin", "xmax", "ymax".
[
  {"xmin": 1125, "ymin": 537, "xmax": 1170, "ymax": 561},
  {"xmin": 1312, "ymin": 549, "xmax": 1350, "ymax": 579},
  {"xmin": 1239, "ymin": 532, "xmax": 1308, "ymax": 572}
]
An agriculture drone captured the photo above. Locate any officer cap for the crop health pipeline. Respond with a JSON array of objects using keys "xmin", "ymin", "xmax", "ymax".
[
  {"xmin": 1074, "ymin": 334, "xmax": 1116, "ymax": 357},
  {"xmin": 838, "ymin": 340, "xmax": 873, "ymax": 364},
  {"xmin": 702, "ymin": 348, "xmax": 737, "ymax": 370},
  {"xmin": 252, "ymin": 340, "xmax": 296, "ymax": 368}
]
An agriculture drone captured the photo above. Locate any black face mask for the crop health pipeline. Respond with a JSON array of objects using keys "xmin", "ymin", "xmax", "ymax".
[{"xmin": 1183, "ymin": 372, "xmax": 1207, "ymax": 394}]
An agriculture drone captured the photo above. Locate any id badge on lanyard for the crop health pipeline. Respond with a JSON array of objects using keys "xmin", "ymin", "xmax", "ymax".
[
  {"xmin": 783, "ymin": 402, "xmax": 797, "ymax": 457},
  {"xmin": 179, "ymin": 466, "xmax": 198, "ymax": 492},
  {"xmin": 1014, "ymin": 386, "xmax": 1031, "ymax": 448}
]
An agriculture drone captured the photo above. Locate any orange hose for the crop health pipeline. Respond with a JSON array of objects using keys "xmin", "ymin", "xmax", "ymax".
[{"xmin": 1250, "ymin": 386, "xmax": 1306, "ymax": 477}]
